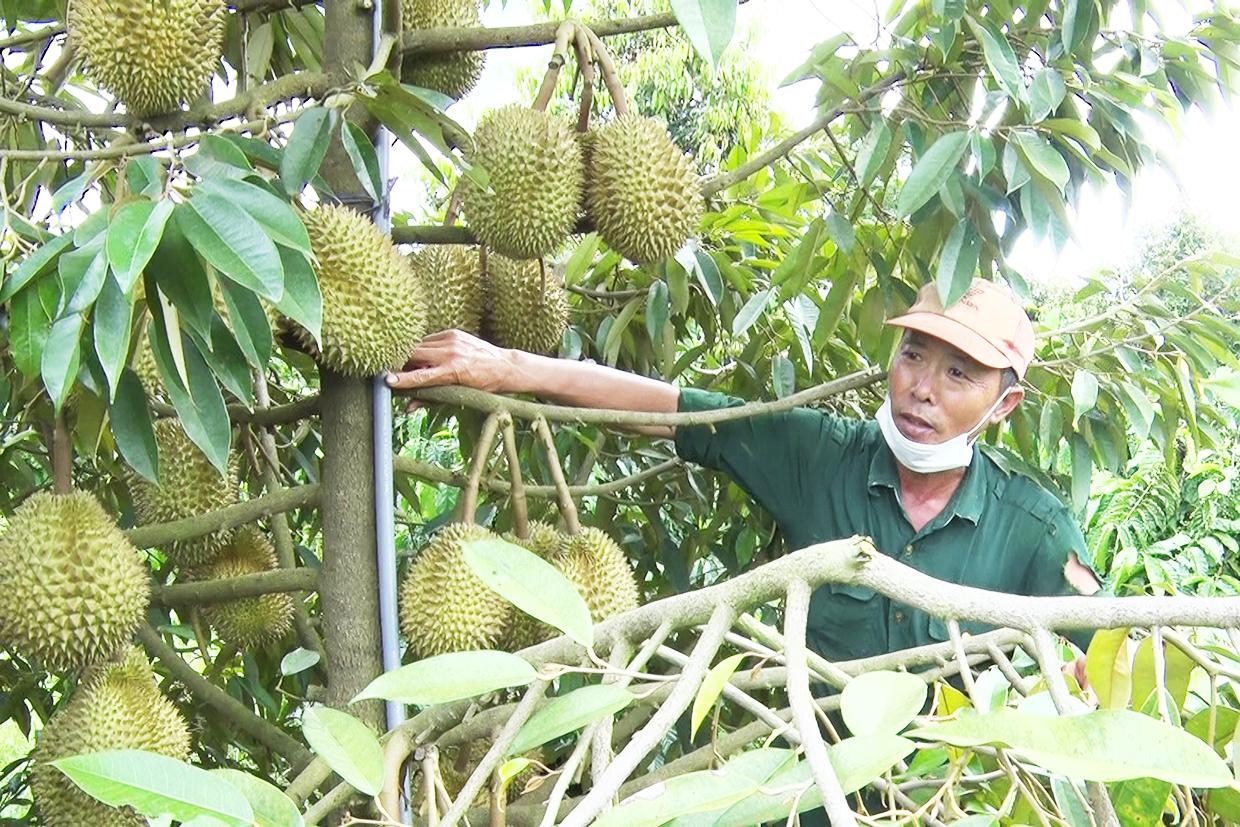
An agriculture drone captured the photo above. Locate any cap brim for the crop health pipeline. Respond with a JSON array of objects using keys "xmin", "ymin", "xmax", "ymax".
[{"xmin": 887, "ymin": 312, "xmax": 1012, "ymax": 370}]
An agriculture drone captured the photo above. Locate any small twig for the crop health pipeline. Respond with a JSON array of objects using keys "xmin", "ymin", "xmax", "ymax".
[
  {"xmin": 986, "ymin": 642, "xmax": 1033, "ymax": 696},
  {"xmin": 585, "ymin": 28, "xmax": 628, "ymax": 117},
  {"xmin": 948, "ymin": 619, "xmax": 981, "ymax": 707},
  {"xmin": 458, "ymin": 412, "xmax": 504, "ymax": 523},
  {"xmin": 501, "ymin": 418, "xmax": 529, "ymax": 539},
  {"xmin": 51, "ymin": 410, "xmax": 72, "ymax": 494},
  {"xmin": 380, "ymin": 728, "xmax": 413, "ymax": 824},
  {"xmin": 735, "ymin": 612, "xmax": 852, "ymax": 688},
  {"xmin": 533, "ymin": 416, "xmax": 580, "ymax": 534},
  {"xmin": 393, "ymin": 455, "xmax": 679, "ymax": 500},
  {"xmin": 421, "ymin": 747, "xmax": 440, "ymax": 827},
  {"xmin": 1152, "ymin": 626, "xmax": 1171, "ymax": 723}
]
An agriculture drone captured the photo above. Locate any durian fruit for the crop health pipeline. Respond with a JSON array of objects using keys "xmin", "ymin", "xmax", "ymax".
[
  {"xmin": 125, "ymin": 418, "xmax": 238, "ymax": 566},
  {"xmin": 462, "ymin": 106, "xmax": 583, "ymax": 260},
  {"xmin": 0, "ymin": 492, "xmax": 149, "ymax": 673},
  {"xmin": 558, "ymin": 527, "xmax": 641, "ymax": 622},
  {"xmin": 132, "ymin": 335, "xmax": 161, "ymax": 397},
  {"xmin": 483, "ymin": 254, "xmax": 567, "ymax": 355},
  {"xmin": 67, "ymin": 0, "xmax": 227, "ymax": 117},
  {"xmin": 400, "ymin": 523, "xmax": 514, "ymax": 658},
  {"xmin": 432, "ymin": 740, "xmax": 543, "ymax": 807},
  {"xmin": 411, "ymin": 245, "xmax": 485, "ymax": 335},
  {"xmin": 503, "ymin": 521, "xmax": 566, "ymax": 651},
  {"xmin": 401, "ymin": 0, "xmax": 485, "ymax": 98},
  {"xmin": 586, "ymin": 114, "xmax": 703, "ymax": 264},
  {"xmin": 31, "ymin": 648, "xmax": 192, "ymax": 826},
  {"xmin": 192, "ymin": 525, "xmax": 294, "ymax": 648},
  {"xmin": 300, "ymin": 205, "xmax": 427, "ymax": 377}
]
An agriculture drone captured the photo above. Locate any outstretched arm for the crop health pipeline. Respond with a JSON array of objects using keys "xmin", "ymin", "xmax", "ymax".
[{"xmin": 385, "ymin": 330, "xmax": 679, "ymax": 436}]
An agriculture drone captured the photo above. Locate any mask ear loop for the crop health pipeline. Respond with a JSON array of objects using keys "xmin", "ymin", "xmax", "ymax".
[{"xmin": 965, "ymin": 386, "xmax": 1016, "ymax": 444}]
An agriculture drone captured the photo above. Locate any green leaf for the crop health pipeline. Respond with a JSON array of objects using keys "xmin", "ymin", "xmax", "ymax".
[
  {"xmin": 679, "ymin": 246, "xmax": 723, "ymax": 305},
  {"xmin": 603, "ymin": 296, "xmax": 642, "ymax": 366},
  {"xmin": 825, "ymin": 212, "xmax": 855, "ymax": 253},
  {"xmin": 897, "ymin": 132, "xmax": 970, "ymax": 217},
  {"xmin": 148, "ymin": 220, "xmax": 215, "ymax": 344},
  {"xmin": 1070, "ymin": 432, "xmax": 1092, "ymax": 513},
  {"xmin": 1012, "ymin": 131, "xmax": 1070, "ymax": 193},
  {"xmin": 300, "ymin": 706, "xmax": 383, "ymax": 797},
  {"xmin": 280, "ymin": 107, "xmax": 339, "ymax": 195},
  {"xmin": 148, "ymin": 324, "xmax": 231, "ymax": 475},
  {"xmin": 909, "ymin": 709, "xmax": 1231, "ymax": 786},
  {"xmin": 110, "ymin": 369, "xmax": 159, "ymax": 482},
  {"xmin": 107, "ymin": 200, "xmax": 173, "ymax": 291},
  {"xmin": 205, "ymin": 315, "xmax": 257, "ymax": 404},
  {"xmin": 563, "ymin": 234, "xmax": 600, "ymax": 285},
  {"xmin": 1061, "ymin": 0, "xmax": 1095, "ymax": 54},
  {"xmin": 340, "ymin": 120, "xmax": 382, "ymax": 203},
  {"xmin": 510, "ymin": 684, "xmax": 635, "ymax": 756},
  {"xmin": 93, "ymin": 272, "xmax": 135, "ymax": 400},
  {"xmin": 935, "ymin": 221, "xmax": 980, "ymax": 306},
  {"xmin": 646, "ymin": 280, "xmax": 670, "ymax": 341},
  {"xmin": 216, "ymin": 276, "xmax": 273, "ymax": 369},
  {"xmin": 210, "ymin": 769, "xmax": 304, "ymax": 827},
  {"xmin": 125, "ymin": 156, "xmax": 165, "ymax": 198},
  {"xmin": 199, "ymin": 177, "xmax": 311, "ymax": 254},
  {"xmin": 771, "ymin": 353, "xmax": 794, "ymax": 398},
  {"xmin": 670, "ymin": 0, "xmax": 737, "ymax": 67},
  {"xmin": 691, "ymin": 654, "xmax": 746, "ymax": 739},
  {"xmin": 770, "ymin": 218, "xmax": 825, "ymax": 300},
  {"xmin": 731, "ymin": 289, "xmax": 771, "ymax": 338},
  {"xmin": 1085, "ymin": 628, "xmax": 1132, "ymax": 710},
  {"xmin": 273, "ymin": 246, "xmax": 323, "ymax": 346},
  {"xmin": 1029, "ymin": 68, "xmax": 1067, "ymax": 122},
  {"xmin": 41, "ymin": 313, "xmax": 83, "ymax": 412},
  {"xmin": 1110, "ymin": 776, "xmax": 1172, "ymax": 827},
  {"xmin": 841, "ymin": 671, "xmax": 928, "ymax": 737},
  {"xmin": 176, "ymin": 197, "xmax": 284, "ymax": 301},
  {"xmin": 52, "ymin": 165, "xmax": 96, "ymax": 213},
  {"xmin": 0, "ymin": 231, "xmax": 73, "ymax": 303},
  {"xmin": 855, "ymin": 120, "xmax": 893, "ymax": 187},
  {"xmin": 280, "ymin": 647, "xmax": 321, "ymax": 677},
  {"xmin": 352, "ymin": 650, "xmax": 537, "ymax": 705},
  {"xmin": 462, "ymin": 537, "xmax": 594, "ymax": 647},
  {"xmin": 965, "ymin": 14, "xmax": 1025, "ymax": 104},
  {"xmin": 62, "ymin": 241, "xmax": 109, "ymax": 316},
  {"xmin": 52, "ymin": 750, "xmax": 253, "ymax": 826},
  {"xmin": 1071, "ymin": 369, "xmax": 1099, "ymax": 424},
  {"xmin": 1130, "ymin": 636, "xmax": 1195, "ymax": 713}
]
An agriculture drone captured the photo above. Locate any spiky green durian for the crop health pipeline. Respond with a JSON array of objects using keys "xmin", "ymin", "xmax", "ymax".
[
  {"xmin": 401, "ymin": 0, "xmax": 485, "ymax": 98},
  {"xmin": 411, "ymin": 245, "xmax": 485, "ymax": 335},
  {"xmin": 124, "ymin": 418, "xmax": 238, "ymax": 566},
  {"xmin": 462, "ymin": 106, "xmax": 583, "ymax": 260},
  {"xmin": 132, "ymin": 335, "xmax": 161, "ymax": 397},
  {"xmin": 483, "ymin": 254, "xmax": 567, "ymax": 355},
  {"xmin": 299, "ymin": 205, "xmax": 427, "ymax": 377},
  {"xmin": 586, "ymin": 114, "xmax": 703, "ymax": 264},
  {"xmin": 0, "ymin": 492, "xmax": 149, "ymax": 673},
  {"xmin": 503, "ymin": 521, "xmax": 566, "ymax": 651},
  {"xmin": 192, "ymin": 525, "xmax": 294, "ymax": 649},
  {"xmin": 31, "ymin": 648, "xmax": 192, "ymax": 826},
  {"xmin": 558, "ymin": 528, "xmax": 641, "ymax": 622},
  {"xmin": 68, "ymin": 0, "xmax": 226, "ymax": 117},
  {"xmin": 433, "ymin": 740, "xmax": 543, "ymax": 807},
  {"xmin": 399, "ymin": 523, "xmax": 513, "ymax": 658}
]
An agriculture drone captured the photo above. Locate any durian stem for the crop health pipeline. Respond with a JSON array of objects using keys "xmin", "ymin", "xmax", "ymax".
[
  {"xmin": 419, "ymin": 747, "xmax": 440, "ymax": 826},
  {"xmin": 443, "ymin": 184, "xmax": 464, "ymax": 227},
  {"xmin": 573, "ymin": 27, "xmax": 595, "ymax": 133},
  {"xmin": 51, "ymin": 410, "xmax": 72, "ymax": 494},
  {"xmin": 586, "ymin": 29, "xmax": 629, "ymax": 118},
  {"xmin": 532, "ymin": 22, "xmax": 578, "ymax": 112},
  {"xmin": 532, "ymin": 416, "xmax": 580, "ymax": 535},
  {"xmin": 380, "ymin": 727, "xmax": 414, "ymax": 825},
  {"xmin": 393, "ymin": 455, "xmax": 680, "ymax": 500},
  {"xmin": 501, "ymin": 419, "xmax": 530, "ymax": 540},
  {"xmin": 459, "ymin": 412, "xmax": 506, "ymax": 524}
]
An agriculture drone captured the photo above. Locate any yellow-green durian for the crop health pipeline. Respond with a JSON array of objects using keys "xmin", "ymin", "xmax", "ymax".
[
  {"xmin": 300, "ymin": 205, "xmax": 427, "ymax": 377},
  {"xmin": 412, "ymin": 245, "xmax": 485, "ymax": 335},
  {"xmin": 503, "ymin": 521, "xmax": 566, "ymax": 651},
  {"xmin": 483, "ymin": 254, "xmax": 567, "ymax": 355},
  {"xmin": 31, "ymin": 648, "xmax": 192, "ymax": 826},
  {"xmin": 193, "ymin": 525, "xmax": 294, "ymax": 649},
  {"xmin": 558, "ymin": 528, "xmax": 641, "ymax": 622},
  {"xmin": 401, "ymin": 0, "xmax": 486, "ymax": 99},
  {"xmin": 586, "ymin": 114, "xmax": 703, "ymax": 264},
  {"xmin": 0, "ymin": 492, "xmax": 149, "ymax": 673},
  {"xmin": 399, "ymin": 523, "xmax": 513, "ymax": 658},
  {"xmin": 124, "ymin": 418, "xmax": 238, "ymax": 566},
  {"xmin": 68, "ymin": 0, "xmax": 226, "ymax": 116},
  {"xmin": 462, "ymin": 106, "xmax": 583, "ymax": 260}
]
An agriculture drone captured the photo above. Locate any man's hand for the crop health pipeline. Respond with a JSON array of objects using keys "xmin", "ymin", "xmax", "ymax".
[{"xmin": 385, "ymin": 330, "xmax": 515, "ymax": 408}]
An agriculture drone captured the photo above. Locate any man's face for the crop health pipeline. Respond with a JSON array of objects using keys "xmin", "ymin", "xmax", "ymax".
[{"xmin": 887, "ymin": 332, "xmax": 1023, "ymax": 444}]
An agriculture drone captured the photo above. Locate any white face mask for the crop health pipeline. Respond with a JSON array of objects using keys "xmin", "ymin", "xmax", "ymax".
[{"xmin": 876, "ymin": 391, "xmax": 1013, "ymax": 474}]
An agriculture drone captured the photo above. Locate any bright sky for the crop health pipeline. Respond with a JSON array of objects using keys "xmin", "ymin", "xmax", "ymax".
[{"xmin": 391, "ymin": 0, "xmax": 1240, "ymax": 286}]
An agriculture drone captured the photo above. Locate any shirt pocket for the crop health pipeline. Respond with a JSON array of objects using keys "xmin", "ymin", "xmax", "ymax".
[{"xmin": 809, "ymin": 583, "xmax": 885, "ymax": 662}]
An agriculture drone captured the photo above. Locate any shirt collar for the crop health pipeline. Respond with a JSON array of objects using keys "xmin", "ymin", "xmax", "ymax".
[{"xmin": 868, "ymin": 438, "xmax": 989, "ymax": 526}]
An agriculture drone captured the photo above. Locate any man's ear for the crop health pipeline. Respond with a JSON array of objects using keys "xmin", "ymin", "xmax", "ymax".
[{"xmin": 989, "ymin": 386, "xmax": 1024, "ymax": 425}]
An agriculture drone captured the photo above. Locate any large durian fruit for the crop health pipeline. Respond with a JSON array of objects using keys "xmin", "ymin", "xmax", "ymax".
[
  {"xmin": 412, "ymin": 245, "xmax": 485, "ymax": 335},
  {"xmin": 124, "ymin": 418, "xmax": 239, "ymax": 566},
  {"xmin": 31, "ymin": 648, "xmax": 192, "ymax": 826},
  {"xmin": 399, "ymin": 523, "xmax": 513, "ymax": 658},
  {"xmin": 67, "ymin": 0, "xmax": 227, "ymax": 117},
  {"xmin": 558, "ymin": 527, "xmax": 641, "ymax": 622},
  {"xmin": 401, "ymin": 0, "xmax": 485, "ymax": 99},
  {"xmin": 586, "ymin": 114, "xmax": 703, "ymax": 264},
  {"xmin": 300, "ymin": 205, "xmax": 427, "ymax": 377},
  {"xmin": 0, "ymin": 492, "xmax": 149, "ymax": 673},
  {"xmin": 192, "ymin": 525, "xmax": 294, "ymax": 648},
  {"xmin": 503, "ymin": 521, "xmax": 566, "ymax": 651},
  {"xmin": 462, "ymin": 106, "xmax": 583, "ymax": 260},
  {"xmin": 483, "ymin": 254, "xmax": 567, "ymax": 355}
]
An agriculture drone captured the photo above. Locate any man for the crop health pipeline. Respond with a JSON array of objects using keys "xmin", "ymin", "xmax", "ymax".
[{"xmin": 386, "ymin": 277, "xmax": 1101, "ymax": 664}]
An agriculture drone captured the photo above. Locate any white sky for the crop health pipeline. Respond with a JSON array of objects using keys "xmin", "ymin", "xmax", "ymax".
[{"xmin": 392, "ymin": 0, "xmax": 1240, "ymax": 286}]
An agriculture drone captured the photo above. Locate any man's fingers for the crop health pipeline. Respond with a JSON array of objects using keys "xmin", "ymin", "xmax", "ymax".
[{"xmin": 385, "ymin": 364, "xmax": 455, "ymax": 390}]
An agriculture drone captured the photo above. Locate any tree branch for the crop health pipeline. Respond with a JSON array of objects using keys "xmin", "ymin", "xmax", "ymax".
[
  {"xmin": 152, "ymin": 567, "xmax": 318, "ymax": 606},
  {"xmin": 126, "ymin": 484, "xmax": 320, "ymax": 549},
  {"xmin": 153, "ymin": 395, "xmax": 320, "ymax": 426},
  {"xmin": 392, "ymin": 455, "xmax": 682, "ymax": 499}
]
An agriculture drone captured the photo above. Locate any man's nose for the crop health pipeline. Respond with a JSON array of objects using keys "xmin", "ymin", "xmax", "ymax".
[{"xmin": 909, "ymin": 370, "xmax": 936, "ymax": 401}]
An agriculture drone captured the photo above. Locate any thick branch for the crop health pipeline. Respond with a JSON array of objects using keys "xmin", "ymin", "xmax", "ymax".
[
  {"xmin": 152, "ymin": 568, "xmax": 318, "ymax": 606},
  {"xmin": 393, "ymin": 455, "xmax": 680, "ymax": 499},
  {"xmin": 153, "ymin": 395, "xmax": 320, "ymax": 426},
  {"xmin": 126, "ymin": 484, "xmax": 320, "ymax": 549}
]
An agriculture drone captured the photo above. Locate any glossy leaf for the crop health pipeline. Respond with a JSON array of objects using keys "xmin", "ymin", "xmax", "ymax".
[
  {"xmin": 646, "ymin": 280, "xmax": 670, "ymax": 341},
  {"xmin": 1130, "ymin": 635, "xmax": 1195, "ymax": 713},
  {"xmin": 1071, "ymin": 369, "xmax": 1099, "ymax": 424},
  {"xmin": 670, "ymin": 0, "xmax": 737, "ymax": 67},
  {"xmin": 352, "ymin": 650, "xmax": 537, "ymax": 705},
  {"xmin": 840, "ymin": 670, "xmax": 927, "ymax": 737},
  {"xmin": 106, "ymin": 199, "xmax": 174, "ymax": 290},
  {"xmin": 935, "ymin": 221, "xmax": 980, "ymax": 307},
  {"xmin": 855, "ymin": 120, "xmax": 893, "ymax": 187},
  {"xmin": 691, "ymin": 654, "xmax": 746, "ymax": 739},
  {"xmin": 1029, "ymin": 68, "xmax": 1067, "ymax": 122},
  {"xmin": 92, "ymin": 272, "xmax": 134, "ymax": 400},
  {"xmin": 965, "ymin": 14, "xmax": 1025, "ymax": 104},
  {"xmin": 280, "ymin": 648, "xmax": 321, "ymax": 677},
  {"xmin": 41, "ymin": 313, "xmax": 83, "ymax": 413},
  {"xmin": 300, "ymin": 706, "xmax": 383, "ymax": 797},
  {"xmin": 175, "ymin": 197, "xmax": 284, "ymax": 301},
  {"xmin": 731, "ymin": 289, "xmax": 771, "ymax": 337},
  {"xmin": 274, "ymin": 246, "xmax": 323, "ymax": 347},
  {"xmin": 280, "ymin": 106, "xmax": 338, "ymax": 195},
  {"xmin": 110, "ymin": 369, "xmax": 159, "ymax": 482},
  {"xmin": 199, "ymin": 176, "xmax": 311, "ymax": 254},
  {"xmin": 340, "ymin": 120, "xmax": 382, "ymax": 202},
  {"xmin": 1012, "ymin": 130, "xmax": 1070, "ymax": 193},
  {"xmin": 897, "ymin": 131, "xmax": 970, "ymax": 217},
  {"xmin": 1085, "ymin": 628, "xmax": 1132, "ymax": 710},
  {"xmin": 509, "ymin": 684, "xmax": 635, "ymax": 756},
  {"xmin": 0, "ymin": 231, "xmax": 74, "ymax": 302},
  {"xmin": 210, "ymin": 769, "xmax": 304, "ymax": 827}
]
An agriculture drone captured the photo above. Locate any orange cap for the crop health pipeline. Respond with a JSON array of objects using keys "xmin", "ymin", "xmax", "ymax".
[{"xmin": 887, "ymin": 279, "xmax": 1035, "ymax": 379}]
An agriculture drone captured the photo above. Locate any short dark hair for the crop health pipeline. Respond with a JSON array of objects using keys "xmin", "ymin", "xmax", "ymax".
[{"xmin": 1000, "ymin": 367, "xmax": 1018, "ymax": 391}]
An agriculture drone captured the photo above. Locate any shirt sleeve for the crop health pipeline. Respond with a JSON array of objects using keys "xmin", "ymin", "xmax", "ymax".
[
  {"xmin": 1023, "ymin": 506, "xmax": 1101, "ymax": 652},
  {"xmin": 673, "ymin": 388, "xmax": 855, "ymax": 527}
]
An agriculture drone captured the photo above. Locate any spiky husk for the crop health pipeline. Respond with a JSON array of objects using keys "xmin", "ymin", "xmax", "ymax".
[
  {"xmin": 483, "ymin": 254, "xmax": 567, "ymax": 355},
  {"xmin": 502, "ymin": 521, "xmax": 566, "ymax": 651},
  {"xmin": 586, "ymin": 115, "xmax": 703, "ymax": 264},
  {"xmin": 400, "ymin": 0, "xmax": 485, "ymax": 98},
  {"xmin": 400, "ymin": 523, "xmax": 513, "ymax": 658},
  {"xmin": 124, "ymin": 418, "xmax": 238, "ymax": 566},
  {"xmin": 0, "ymin": 492, "xmax": 149, "ymax": 673},
  {"xmin": 412, "ymin": 245, "xmax": 485, "ymax": 335},
  {"xmin": 31, "ymin": 648, "xmax": 191, "ymax": 826},
  {"xmin": 462, "ymin": 106, "xmax": 583, "ymax": 260},
  {"xmin": 132, "ymin": 336, "xmax": 161, "ymax": 397},
  {"xmin": 68, "ymin": 0, "xmax": 226, "ymax": 116},
  {"xmin": 299, "ymin": 205, "xmax": 427, "ymax": 377},
  {"xmin": 425, "ymin": 741, "xmax": 543, "ymax": 810},
  {"xmin": 192, "ymin": 525, "xmax": 294, "ymax": 648},
  {"xmin": 558, "ymin": 528, "xmax": 641, "ymax": 622}
]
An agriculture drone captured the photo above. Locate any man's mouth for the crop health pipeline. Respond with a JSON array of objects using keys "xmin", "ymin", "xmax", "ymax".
[{"xmin": 897, "ymin": 412, "xmax": 937, "ymax": 440}]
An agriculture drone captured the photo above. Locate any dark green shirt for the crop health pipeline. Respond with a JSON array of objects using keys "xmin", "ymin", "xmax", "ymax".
[{"xmin": 674, "ymin": 389, "xmax": 1095, "ymax": 661}]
